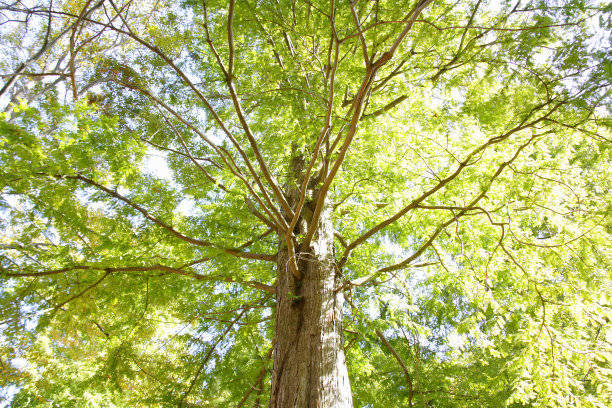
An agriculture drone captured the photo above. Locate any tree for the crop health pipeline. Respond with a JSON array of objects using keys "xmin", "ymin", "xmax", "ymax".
[{"xmin": 0, "ymin": 0, "xmax": 610, "ymax": 406}]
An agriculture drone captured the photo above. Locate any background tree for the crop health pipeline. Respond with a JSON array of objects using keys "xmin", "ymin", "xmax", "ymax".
[{"xmin": 0, "ymin": 0, "xmax": 610, "ymax": 407}]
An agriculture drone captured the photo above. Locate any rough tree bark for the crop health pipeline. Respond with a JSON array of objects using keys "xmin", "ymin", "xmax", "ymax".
[{"xmin": 269, "ymin": 190, "xmax": 352, "ymax": 407}]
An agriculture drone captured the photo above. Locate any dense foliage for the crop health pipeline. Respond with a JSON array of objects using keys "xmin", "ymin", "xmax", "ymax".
[{"xmin": 0, "ymin": 0, "xmax": 610, "ymax": 407}]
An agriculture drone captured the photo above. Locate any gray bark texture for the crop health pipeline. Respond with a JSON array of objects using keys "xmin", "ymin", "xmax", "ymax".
[{"xmin": 269, "ymin": 205, "xmax": 353, "ymax": 407}]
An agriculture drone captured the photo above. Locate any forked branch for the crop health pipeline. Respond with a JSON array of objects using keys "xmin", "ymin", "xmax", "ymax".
[{"xmin": 302, "ymin": 0, "xmax": 435, "ymax": 249}]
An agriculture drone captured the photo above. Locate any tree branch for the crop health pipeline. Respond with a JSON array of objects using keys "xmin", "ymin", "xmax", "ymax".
[
  {"xmin": 376, "ymin": 330, "xmax": 414, "ymax": 408},
  {"xmin": 203, "ymin": 0, "xmax": 294, "ymax": 221},
  {"xmin": 53, "ymin": 270, "xmax": 110, "ymax": 311},
  {"xmin": 366, "ymin": 132, "xmax": 548, "ymax": 273},
  {"xmin": 178, "ymin": 307, "xmax": 248, "ymax": 407},
  {"xmin": 0, "ymin": 1, "xmax": 105, "ymax": 98},
  {"xmin": 35, "ymin": 172, "xmax": 276, "ymax": 262},
  {"xmin": 2, "ymin": 263, "xmax": 275, "ymax": 293},
  {"xmin": 339, "ymin": 101, "xmax": 563, "ymax": 267},
  {"xmin": 302, "ymin": 0, "xmax": 435, "ymax": 249}
]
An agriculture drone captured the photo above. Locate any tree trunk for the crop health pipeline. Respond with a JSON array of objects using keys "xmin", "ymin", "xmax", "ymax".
[{"xmin": 269, "ymin": 206, "xmax": 353, "ymax": 407}]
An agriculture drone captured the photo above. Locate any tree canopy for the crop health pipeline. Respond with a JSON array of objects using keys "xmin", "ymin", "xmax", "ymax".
[{"xmin": 0, "ymin": 0, "xmax": 610, "ymax": 407}]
